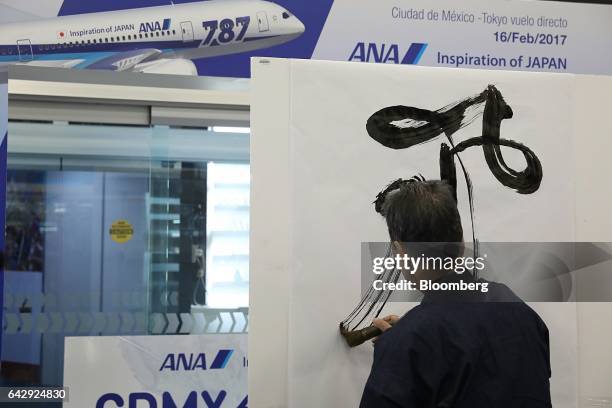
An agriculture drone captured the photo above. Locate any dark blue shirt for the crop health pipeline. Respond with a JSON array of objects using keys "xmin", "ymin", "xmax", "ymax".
[{"xmin": 360, "ymin": 278, "xmax": 552, "ymax": 408}]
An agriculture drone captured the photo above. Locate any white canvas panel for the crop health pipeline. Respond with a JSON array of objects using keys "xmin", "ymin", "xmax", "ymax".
[
  {"xmin": 248, "ymin": 58, "xmax": 607, "ymax": 408},
  {"xmin": 286, "ymin": 60, "xmax": 576, "ymax": 407}
]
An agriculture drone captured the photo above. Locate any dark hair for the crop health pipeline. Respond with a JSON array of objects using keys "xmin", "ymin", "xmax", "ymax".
[{"xmin": 376, "ymin": 178, "xmax": 463, "ymax": 243}]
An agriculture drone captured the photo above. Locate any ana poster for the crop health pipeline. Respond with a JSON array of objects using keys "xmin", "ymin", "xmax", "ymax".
[
  {"xmin": 63, "ymin": 334, "xmax": 248, "ymax": 407},
  {"xmin": 1, "ymin": 0, "xmax": 612, "ymax": 77}
]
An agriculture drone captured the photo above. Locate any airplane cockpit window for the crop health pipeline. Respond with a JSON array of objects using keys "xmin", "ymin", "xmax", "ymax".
[{"xmin": 282, "ymin": 11, "xmax": 292, "ymax": 19}]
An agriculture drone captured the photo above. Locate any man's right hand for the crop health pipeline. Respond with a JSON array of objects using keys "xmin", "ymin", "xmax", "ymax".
[{"xmin": 371, "ymin": 315, "xmax": 400, "ymax": 343}]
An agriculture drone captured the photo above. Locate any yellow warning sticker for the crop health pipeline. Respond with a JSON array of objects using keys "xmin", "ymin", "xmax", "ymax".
[{"xmin": 109, "ymin": 220, "xmax": 134, "ymax": 244}]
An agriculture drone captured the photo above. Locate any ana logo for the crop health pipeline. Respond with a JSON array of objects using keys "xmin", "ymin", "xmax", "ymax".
[
  {"xmin": 348, "ymin": 42, "xmax": 428, "ymax": 65},
  {"xmin": 140, "ymin": 18, "xmax": 171, "ymax": 33},
  {"xmin": 159, "ymin": 350, "xmax": 234, "ymax": 371}
]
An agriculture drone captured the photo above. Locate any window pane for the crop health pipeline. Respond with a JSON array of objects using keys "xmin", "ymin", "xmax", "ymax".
[
  {"xmin": 205, "ymin": 163, "xmax": 250, "ymax": 307},
  {"xmin": 2, "ymin": 121, "xmax": 250, "ymax": 389}
]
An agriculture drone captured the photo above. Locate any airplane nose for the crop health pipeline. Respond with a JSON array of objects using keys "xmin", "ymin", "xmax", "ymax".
[{"xmin": 294, "ymin": 16, "xmax": 305, "ymax": 34}]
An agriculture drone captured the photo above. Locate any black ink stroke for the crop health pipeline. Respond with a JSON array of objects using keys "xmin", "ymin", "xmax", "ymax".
[
  {"xmin": 366, "ymin": 85, "xmax": 542, "ymax": 195},
  {"xmin": 339, "ymin": 85, "xmax": 543, "ymax": 347},
  {"xmin": 367, "ymin": 85, "xmax": 542, "ymax": 258}
]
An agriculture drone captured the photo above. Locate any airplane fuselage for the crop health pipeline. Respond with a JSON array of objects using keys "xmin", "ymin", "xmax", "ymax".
[{"xmin": 0, "ymin": 0, "xmax": 304, "ymax": 71}]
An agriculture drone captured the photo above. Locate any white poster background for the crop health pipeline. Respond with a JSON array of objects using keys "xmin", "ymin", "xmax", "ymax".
[
  {"xmin": 64, "ymin": 334, "xmax": 247, "ymax": 407},
  {"xmin": 249, "ymin": 59, "xmax": 591, "ymax": 408},
  {"xmin": 287, "ymin": 60, "xmax": 576, "ymax": 408}
]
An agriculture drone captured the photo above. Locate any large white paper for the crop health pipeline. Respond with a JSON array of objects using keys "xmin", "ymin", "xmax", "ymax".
[
  {"xmin": 249, "ymin": 59, "xmax": 603, "ymax": 408},
  {"xmin": 288, "ymin": 61, "xmax": 576, "ymax": 407}
]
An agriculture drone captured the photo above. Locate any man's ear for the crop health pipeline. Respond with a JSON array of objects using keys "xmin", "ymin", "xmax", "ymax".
[{"xmin": 392, "ymin": 241, "xmax": 405, "ymax": 256}]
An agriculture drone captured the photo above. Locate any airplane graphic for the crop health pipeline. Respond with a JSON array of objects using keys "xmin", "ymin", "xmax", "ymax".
[{"xmin": 0, "ymin": 0, "xmax": 305, "ymax": 75}]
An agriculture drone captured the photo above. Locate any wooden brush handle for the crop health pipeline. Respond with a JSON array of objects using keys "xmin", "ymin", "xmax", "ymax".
[{"xmin": 340, "ymin": 324, "xmax": 384, "ymax": 348}]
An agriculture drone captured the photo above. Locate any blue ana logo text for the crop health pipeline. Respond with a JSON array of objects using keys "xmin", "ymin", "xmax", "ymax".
[
  {"xmin": 159, "ymin": 350, "xmax": 234, "ymax": 371},
  {"xmin": 348, "ymin": 42, "xmax": 428, "ymax": 65},
  {"xmin": 96, "ymin": 391, "xmax": 248, "ymax": 408},
  {"xmin": 140, "ymin": 18, "xmax": 171, "ymax": 33}
]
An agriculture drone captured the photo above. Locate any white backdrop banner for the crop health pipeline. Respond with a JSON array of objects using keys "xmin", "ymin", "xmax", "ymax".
[
  {"xmin": 293, "ymin": 60, "xmax": 576, "ymax": 408},
  {"xmin": 64, "ymin": 334, "xmax": 247, "ymax": 408},
  {"xmin": 249, "ymin": 58, "xmax": 612, "ymax": 407}
]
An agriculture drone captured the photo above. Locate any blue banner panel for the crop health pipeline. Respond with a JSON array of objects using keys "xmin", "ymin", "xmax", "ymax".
[{"xmin": 2, "ymin": 0, "xmax": 612, "ymax": 77}]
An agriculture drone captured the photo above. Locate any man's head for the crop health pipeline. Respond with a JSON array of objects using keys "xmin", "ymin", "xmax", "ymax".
[
  {"xmin": 376, "ymin": 178, "xmax": 464, "ymax": 280},
  {"xmin": 377, "ymin": 178, "xmax": 463, "ymax": 244}
]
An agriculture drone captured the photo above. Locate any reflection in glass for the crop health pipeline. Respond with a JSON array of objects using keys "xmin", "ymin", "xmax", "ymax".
[{"xmin": 2, "ymin": 122, "xmax": 250, "ymax": 392}]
